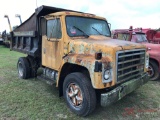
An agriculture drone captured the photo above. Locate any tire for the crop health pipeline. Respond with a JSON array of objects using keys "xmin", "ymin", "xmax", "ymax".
[
  {"xmin": 63, "ymin": 72, "xmax": 96, "ymax": 116},
  {"xmin": 17, "ymin": 57, "xmax": 30, "ymax": 79},
  {"xmin": 148, "ymin": 60, "xmax": 160, "ymax": 81},
  {"xmin": 0, "ymin": 41, "xmax": 3, "ymax": 45},
  {"xmin": 27, "ymin": 56, "xmax": 37, "ymax": 78}
]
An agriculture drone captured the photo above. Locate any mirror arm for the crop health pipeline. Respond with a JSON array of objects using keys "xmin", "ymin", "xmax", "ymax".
[{"xmin": 108, "ymin": 23, "xmax": 111, "ymax": 29}]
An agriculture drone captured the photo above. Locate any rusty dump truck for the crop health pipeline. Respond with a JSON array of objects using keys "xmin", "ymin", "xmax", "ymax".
[
  {"xmin": 112, "ymin": 26, "xmax": 160, "ymax": 81},
  {"xmin": 10, "ymin": 6, "xmax": 149, "ymax": 116}
]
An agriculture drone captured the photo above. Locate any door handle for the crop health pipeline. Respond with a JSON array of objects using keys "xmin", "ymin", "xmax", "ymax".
[{"xmin": 43, "ymin": 48, "xmax": 46, "ymax": 54}]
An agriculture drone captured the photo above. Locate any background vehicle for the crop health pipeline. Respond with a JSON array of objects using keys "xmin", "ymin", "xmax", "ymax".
[
  {"xmin": 112, "ymin": 26, "xmax": 160, "ymax": 81},
  {"xmin": 10, "ymin": 6, "xmax": 149, "ymax": 116},
  {"xmin": 1, "ymin": 30, "xmax": 11, "ymax": 47},
  {"xmin": 2, "ymin": 14, "xmax": 22, "ymax": 47},
  {"xmin": 0, "ymin": 32, "xmax": 3, "ymax": 45},
  {"xmin": 140, "ymin": 28, "xmax": 160, "ymax": 44}
]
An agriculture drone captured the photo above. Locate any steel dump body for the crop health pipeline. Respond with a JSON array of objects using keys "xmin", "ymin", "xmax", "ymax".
[{"xmin": 11, "ymin": 5, "xmax": 80, "ymax": 57}]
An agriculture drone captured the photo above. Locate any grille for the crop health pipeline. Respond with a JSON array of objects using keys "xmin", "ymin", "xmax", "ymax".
[{"xmin": 116, "ymin": 49, "xmax": 145, "ymax": 83}]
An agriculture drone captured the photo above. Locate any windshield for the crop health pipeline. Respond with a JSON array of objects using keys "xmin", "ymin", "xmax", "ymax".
[
  {"xmin": 66, "ymin": 16, "xmax": 111, "ymax": 37},
  {"xmin": 136, "ymin": 34, "xmax": 148, "ymax": 42}
]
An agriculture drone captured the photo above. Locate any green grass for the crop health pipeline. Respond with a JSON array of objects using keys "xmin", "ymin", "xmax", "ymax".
[{"xmin": 0, "ymin": 45, "xmax": 160, "ymax": 120}]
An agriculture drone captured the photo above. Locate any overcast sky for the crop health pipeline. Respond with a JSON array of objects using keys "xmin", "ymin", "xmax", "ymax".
[{"xmin": 0, "ymin": 0, "xmax": 160, "ymax": 33}]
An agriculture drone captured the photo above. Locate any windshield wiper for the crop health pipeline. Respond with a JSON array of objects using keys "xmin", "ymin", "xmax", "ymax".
[
  {"xmin": 73, "ymin": 26, "xmax": 89, "ymax": 38},
  {"xmin": 92, "ymin": 27, "xmax": 103, "ymax": 35}
]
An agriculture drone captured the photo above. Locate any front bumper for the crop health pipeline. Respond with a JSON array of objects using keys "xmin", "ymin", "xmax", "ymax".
[{"xmin": 101, "ymin": 72, "xmax": 149, "ymax": 107}]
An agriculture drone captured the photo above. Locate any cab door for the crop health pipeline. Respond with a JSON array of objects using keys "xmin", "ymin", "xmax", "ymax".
[{"xmin": 42, "ymin": 17, "xmax": 63, "ymax": 70}]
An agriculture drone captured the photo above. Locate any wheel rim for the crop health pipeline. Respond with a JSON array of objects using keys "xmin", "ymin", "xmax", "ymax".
[
  {"xmin": 66, "ymin": 83, "xmax": 83, "ymax": 109},
  {"xmin": 148, "ymin": 65, "xmax": 154, "ymax": 77},
  {"xmin": 18, "ymin": 61, "xmax": 23, "ymax": 77}
]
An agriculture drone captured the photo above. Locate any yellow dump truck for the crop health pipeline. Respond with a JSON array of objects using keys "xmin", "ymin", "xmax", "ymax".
[{"xmin": 10, "ymin": 5, "xmax": 149, "ymax": 116}]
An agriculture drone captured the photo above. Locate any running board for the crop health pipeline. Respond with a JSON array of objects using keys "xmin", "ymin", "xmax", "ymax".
[{"xmin": 37, "ymin": 75, "xmax": 56, "ymax": 85}]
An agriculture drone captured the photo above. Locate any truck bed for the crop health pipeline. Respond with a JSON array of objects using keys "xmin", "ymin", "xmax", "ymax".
[{"xmin": 11, "ymin": 5, "xmax": 80, "ymax": 57}]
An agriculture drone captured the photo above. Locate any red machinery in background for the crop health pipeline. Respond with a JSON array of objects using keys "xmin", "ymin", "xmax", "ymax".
[
  {"xmin": 112, "ymin": 26, "xmax": 160, "ymax": 81},
  {"xmin": 138, "ymin": 28, "xmax": 160, "ymax": 44}
]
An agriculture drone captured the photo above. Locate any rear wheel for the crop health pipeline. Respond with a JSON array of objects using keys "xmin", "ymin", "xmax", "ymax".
[
  {"xmin": 27, "ymin": 56, "xmax": 37, "ymax": 78},
  {"xmin": 17, "ymin": 57, "xmax": 30, "ymax": 79},
  {"xmin": 148, "ymin": 60, "xmax": 160, "ymax": 81},
  {"xmin": 63, "ymin": 72, "xmax": 96, "ymax": 116},
  {"xmin": 0, "ymin": 41, "xmax": 3, "ymax": 45}
]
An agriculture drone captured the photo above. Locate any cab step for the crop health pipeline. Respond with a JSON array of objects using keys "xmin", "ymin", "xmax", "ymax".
[{"xmin": 37, "ymin": 75, "xmax": 56, "ymax": 85}]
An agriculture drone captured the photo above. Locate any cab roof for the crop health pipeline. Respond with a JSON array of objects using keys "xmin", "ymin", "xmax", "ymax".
[{"xmin": 46, "ymin": 11, "xmax": 106, "ymax": 20}]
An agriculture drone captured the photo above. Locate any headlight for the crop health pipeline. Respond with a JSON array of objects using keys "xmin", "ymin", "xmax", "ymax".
[
  {"xmin": 145, "ymin": 54, "xmax": 149, "ymax": 68},
  {"xmin": 102, "ymin": 68, "xmax": 112, "ymax": 83},
  {"xmin": 103, "ymin": 69, "xmax": 111, "ymax": 80}
]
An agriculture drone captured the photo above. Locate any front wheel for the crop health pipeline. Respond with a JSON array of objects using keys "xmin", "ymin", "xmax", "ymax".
[
  {"xmin": 148, "ymin": 60, "xmax": 160, "ymax": 81},
  {"xmin": 63, "ymin": 72, "xmax": 96, "ymax": 116}
]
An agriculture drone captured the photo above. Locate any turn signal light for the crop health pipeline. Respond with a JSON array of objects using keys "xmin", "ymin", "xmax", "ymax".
[{"xmin": 95, "ymin": 52, "xmax": 102, "ymax": 60}]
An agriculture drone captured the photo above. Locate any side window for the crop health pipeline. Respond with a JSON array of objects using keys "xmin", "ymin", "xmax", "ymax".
[
  {"xmin": 123, "ymin": 34, "xmax": 130, "ymax": 41},
  {"xmin": 117, "ymin": 33, "xmax": 124, "ymax": 40},
  {"xmin": 47, "ymin": 18, "xmax": 62, "ymax": 39},
  {"xmin": 117, "ymin": 33, "xmax": 130, "ymax": 41}
]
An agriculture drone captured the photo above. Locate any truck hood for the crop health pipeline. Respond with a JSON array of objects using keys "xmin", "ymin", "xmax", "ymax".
[
  {"xmin": 142, "ymin": 42, "xmax": 160, "ymax": 50},
  {"xmin": 69, "ymin": 36, "xmax": 146, "ymax": 56}
]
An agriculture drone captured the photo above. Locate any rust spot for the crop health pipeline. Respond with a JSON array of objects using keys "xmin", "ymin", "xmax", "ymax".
[
  {"xmin": 76, "ymin": 58, "xmax": 82, "ymax": 63},
  {"xmin": 102, "ymin": 57, "xmax": 111, "ymax": 68},
  {"xmin": 65, "ymin": 11, "xmax": 70, "ymax": 15},
  {"xmin": 81, "ymin": 13, "xmax": 85, "ymax": 16}
]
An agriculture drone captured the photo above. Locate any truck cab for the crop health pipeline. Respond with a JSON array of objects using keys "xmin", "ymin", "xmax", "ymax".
[
  {"xmin": 112, "ymin": 27, "xmax": 160, "ymax": 81},
  {"xmin": 11, "ymin": 6, "xmax": 149, "ymax": 116}
]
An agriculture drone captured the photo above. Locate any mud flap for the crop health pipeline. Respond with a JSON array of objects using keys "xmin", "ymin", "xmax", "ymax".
[{"xmin": 101, "ymin": 73, "xmax": 149, "ymax": 107}]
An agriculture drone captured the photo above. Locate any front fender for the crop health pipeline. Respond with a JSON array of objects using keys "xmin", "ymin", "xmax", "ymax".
[
  {"xmin": 64, "ymin": 54, "xmax": 104, "ymax": 88},
  {"xmin": 149, "ymin": 51, "xmax": 160, "ymax": 60},
  {"xmin": 149, "ymin": 52, "xmax": 160, "ymax": 71}
]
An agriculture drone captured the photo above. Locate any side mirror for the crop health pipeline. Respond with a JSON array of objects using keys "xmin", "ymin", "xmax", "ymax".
[
  {"xmin": 40, "ymin": 17, "xmax": 47, "ymax": 35},
  {"xmin": 108, "ymin": 23, "xmax": 111, "ymax": 30}
]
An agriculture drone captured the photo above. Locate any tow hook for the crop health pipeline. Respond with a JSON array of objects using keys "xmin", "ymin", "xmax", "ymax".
[{"xmin": 120, "ymin": 85, "xmax": 126, "ymax": 93}]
